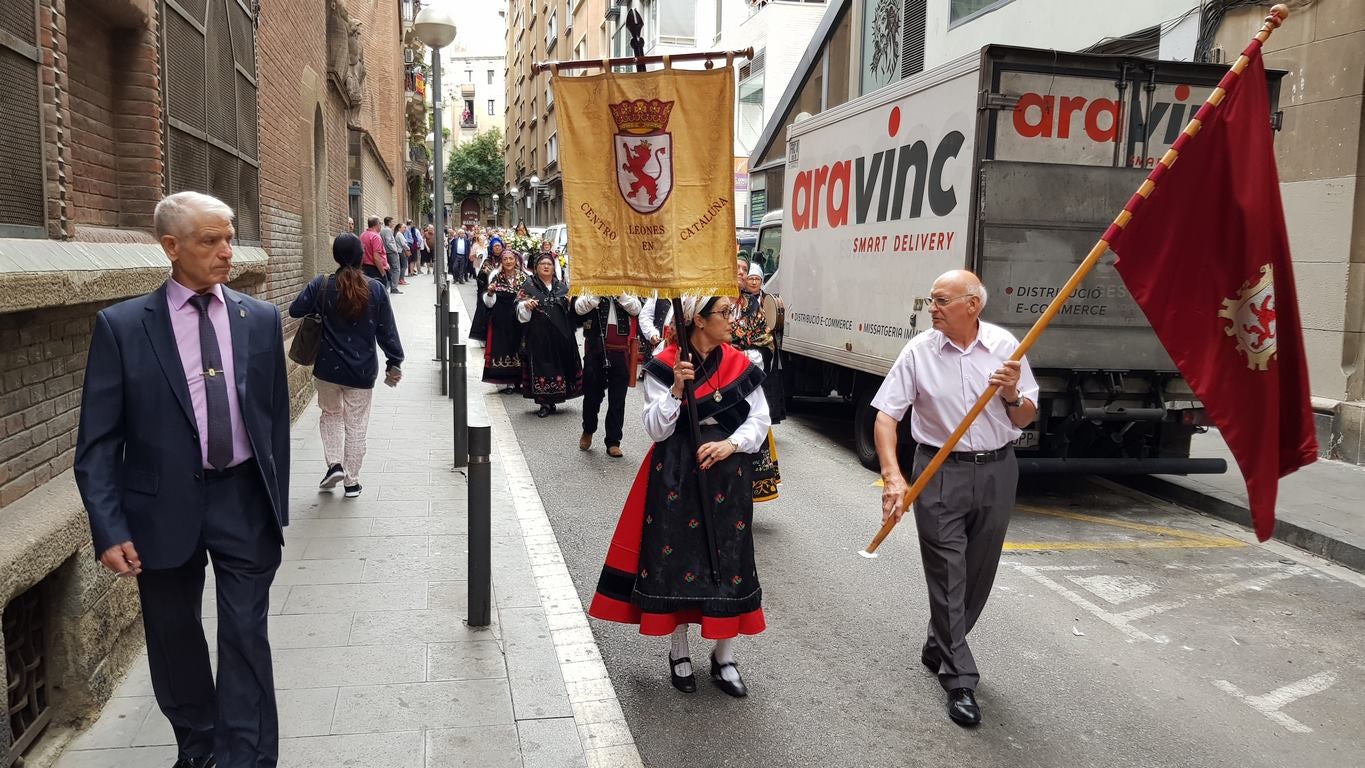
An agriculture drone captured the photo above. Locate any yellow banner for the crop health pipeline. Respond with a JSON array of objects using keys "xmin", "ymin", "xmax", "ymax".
[{"xmin": 555, "ymin": 67, "xmax": 736, "ymax": 299}]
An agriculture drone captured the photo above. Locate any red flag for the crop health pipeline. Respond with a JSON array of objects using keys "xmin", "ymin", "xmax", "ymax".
[{"xmin": 1108, "ymin": 47, "xmax": 1316, "ymax": 542}]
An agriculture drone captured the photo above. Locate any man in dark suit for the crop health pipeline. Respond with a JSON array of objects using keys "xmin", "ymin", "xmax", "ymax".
[{"xmin": 75, "ymin": 191, "xmax": 290, "ymax": 768}]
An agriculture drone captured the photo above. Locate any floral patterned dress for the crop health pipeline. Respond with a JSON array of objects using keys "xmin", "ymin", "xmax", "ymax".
[
  {"xmin": 481, "ymin": 269, "xmax": 524, "ymax": 386},
  {"xmin": 731, "ymin": 291, "xmax": 783, "ymax": 502}
]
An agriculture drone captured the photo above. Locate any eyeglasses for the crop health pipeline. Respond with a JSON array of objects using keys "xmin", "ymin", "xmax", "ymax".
[
  {"xmin": 699, "ymin": 304, "xmax": 733, "ymax": 317},
  {"xmin": 928, "ymin": 294, "xmax": 974, "ymax": 308}
]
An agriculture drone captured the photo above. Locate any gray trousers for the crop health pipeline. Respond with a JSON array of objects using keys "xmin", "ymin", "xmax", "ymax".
[{"xmin": 913, "ymin": 445, "xmax": 1017, "ymax": 691}]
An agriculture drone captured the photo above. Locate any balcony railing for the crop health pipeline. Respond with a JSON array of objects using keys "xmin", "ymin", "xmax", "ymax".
[{"xmin": 459, "ymin": 114, "xmax": 477, "ymax": 129}]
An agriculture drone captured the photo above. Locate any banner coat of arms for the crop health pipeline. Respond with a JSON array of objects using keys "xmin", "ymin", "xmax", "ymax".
[{"xmin": 555, "ymin": 67, "xmax": 736, "ymax": 299}]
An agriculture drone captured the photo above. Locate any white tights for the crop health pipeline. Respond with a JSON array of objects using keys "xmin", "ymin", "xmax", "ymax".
[{"xmin": 669, "ymin": 625, "xmax": 740, "ymax": 682}]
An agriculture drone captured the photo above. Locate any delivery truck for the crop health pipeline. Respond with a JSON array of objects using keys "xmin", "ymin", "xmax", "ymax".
[{"xmin": 758, "ymin": 45, "xmax": 1282, "ymax": 473}]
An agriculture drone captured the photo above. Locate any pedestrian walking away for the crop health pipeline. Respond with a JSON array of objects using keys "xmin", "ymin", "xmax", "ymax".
[
  {"xmin": 481, "ymin": 243, "xmax": 526, "ymax": 392},
  {"xmin": 588, "ymin": 295, "xmax": 771, "ymax": 699},
  {"xmin": 288, "ymin": 234, "xmax": 405, "ymax": 499},
  {"xmin": 517, "ymin": 252, "xmax": 584, "ymax": 417},
  {"xmin": 575, "ymin": 293, "xmax": 642, "ymax": 457},
  {"xmin": 74, "ymin": 191, "xmax": 291, "ymax": 768},
  {"xmin": 871, "ymin": 269, "xmax": 1039, "ymax": 728},
  {"xmin": 359, "ymin": 216, "xmax": 388, "ymax": 282},
  {"xmin": 380, "ymin": 216, "xmax": 402, "ymax": 294}
]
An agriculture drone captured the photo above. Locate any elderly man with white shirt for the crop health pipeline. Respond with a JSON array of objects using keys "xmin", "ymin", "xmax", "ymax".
[{"xmin": 871, "ymin": 269, "xmax": 1039, "ymax": 728}]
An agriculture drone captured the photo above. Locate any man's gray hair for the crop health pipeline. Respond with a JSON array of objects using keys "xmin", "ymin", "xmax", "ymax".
[
  {"xmin": 968, "ymin": 284, "xmax": 989, "ymax": 308},
  {"xmin": 154, "ymin": 191, "xmax": 234, "ymax": 239}
]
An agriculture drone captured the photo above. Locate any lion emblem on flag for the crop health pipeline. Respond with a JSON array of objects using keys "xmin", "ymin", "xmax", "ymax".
[
  {"xmin": 611, "ymin": 98, "xmax": 674, "ymax": 214},
  {"xmin": 1218, "ymin": 264, "xmax": 1277, "ymax": 371}
]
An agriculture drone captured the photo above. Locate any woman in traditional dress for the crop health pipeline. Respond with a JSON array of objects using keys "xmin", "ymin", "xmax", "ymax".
[
  {"xmin": 589, "ymin": 295, "xmax": 770, "ymax": 698},
  {"xmin": 469, "ymin": 235, "xmax": 504, "ymax": 343},
  {"xmin": 516, "ymin": 252, "xmax": 584, "ymax": 417},
  {"xmin": 730, "ymin": 260, "xmax": 783, "ymax": 502},
  {"xmin": 481, "ymin": 245, "xmax": 525, "ymax": 393}
]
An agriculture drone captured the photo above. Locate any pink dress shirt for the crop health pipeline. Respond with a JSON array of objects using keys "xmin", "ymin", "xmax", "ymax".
[{"xmin": 166, "ymin": 278, "xmax": 254, "ymax": 468}]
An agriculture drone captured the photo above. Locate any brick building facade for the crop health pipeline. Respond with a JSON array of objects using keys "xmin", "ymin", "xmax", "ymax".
[{"xmin": 0, "ymin": 0, "xmax": 406, "ymax": 762}]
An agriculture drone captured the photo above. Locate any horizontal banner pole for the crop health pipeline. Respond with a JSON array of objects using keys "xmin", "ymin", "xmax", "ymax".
[{"xmin": 534, "ymin": 47, "xmax": 754, "ymax": 74}]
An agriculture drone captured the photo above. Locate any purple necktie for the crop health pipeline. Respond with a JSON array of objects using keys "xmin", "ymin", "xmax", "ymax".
[{"xmin": 189, "ymin": 294, "xmax": 233, "ymax": 469}]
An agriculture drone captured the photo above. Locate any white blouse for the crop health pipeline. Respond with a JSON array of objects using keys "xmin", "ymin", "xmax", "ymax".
[{"xmin": 641, "ymin": 367, "xmax": 771, "ymax": 453}]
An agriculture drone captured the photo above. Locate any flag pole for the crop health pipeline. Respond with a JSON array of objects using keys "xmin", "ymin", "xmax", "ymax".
[{"xmin": 860, "ymin": 3, "xmax": 1291, "ymax": 558}]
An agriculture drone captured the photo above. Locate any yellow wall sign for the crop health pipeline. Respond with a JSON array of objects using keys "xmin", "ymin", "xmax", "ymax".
[{"xmin": 555, "ymin": 67, "xmax": 737, "ymax": 299}]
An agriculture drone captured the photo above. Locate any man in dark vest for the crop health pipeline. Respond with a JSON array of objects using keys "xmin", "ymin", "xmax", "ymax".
[{"xmin": 574, "ymin": 294, "xmax": 642, "ymax": 457}]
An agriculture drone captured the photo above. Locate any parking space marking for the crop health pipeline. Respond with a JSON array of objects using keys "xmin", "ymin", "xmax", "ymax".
[
  {"xmin": 1004, "ymin": 505, "xmax": 1245, "ymax": 551},
  {"xmin": 1214, "ymin": 672, "xmax": 1338, "ymax": 734},
  {"xmin": 1012, "ymin": 560, "xmax": 1314, "ymax": 644}
]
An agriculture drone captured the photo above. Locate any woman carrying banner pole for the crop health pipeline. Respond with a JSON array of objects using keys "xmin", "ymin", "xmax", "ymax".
[{"xmin": 589, "ymin": 295, "xmax": 769, "ymax": 698}]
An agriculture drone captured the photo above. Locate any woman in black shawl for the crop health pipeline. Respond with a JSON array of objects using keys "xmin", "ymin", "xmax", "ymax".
[
  {"xmin": 481, "ymin": 245, "xmax": 525, "ymax": 392},
  {"xmin": 469, "ymin": 235, "xmax": 505, "ymax": 343},
  {"xmin": 517, "ymin": 252, "xmax": 584, "ymax": 417}
]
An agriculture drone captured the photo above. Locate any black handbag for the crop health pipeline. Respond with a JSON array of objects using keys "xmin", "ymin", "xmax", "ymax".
[{"xmin": 288, "ymin": 276, "xmax": 332, "ymax": 366}]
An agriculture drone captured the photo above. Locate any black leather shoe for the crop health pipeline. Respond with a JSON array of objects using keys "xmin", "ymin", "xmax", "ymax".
[
  {"xmin": 171, "ymin": 757, "xmax": 216, "ymax": 768},
  {"xmin": 710, "ymin": 653, "xmax": 748, "ymax": 698},
  {"xmin": 536, "ymin": 405, "xmax": 553, "ymax": 418},
  {"xmin": 669, "ymin": 655, "xmax": 696, "ymax": 693},
  {"xmin": 947, "ymin": 687, "xmax": 981, "ymax": 727}
]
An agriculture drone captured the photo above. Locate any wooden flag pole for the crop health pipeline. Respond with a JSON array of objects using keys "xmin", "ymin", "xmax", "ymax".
[{"xmin": 860, "ymin": 3, "xmax": 1291, "ymax": 557}]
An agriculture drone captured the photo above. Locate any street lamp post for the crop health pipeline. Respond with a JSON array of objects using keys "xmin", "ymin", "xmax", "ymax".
[
  {"xmin": 414, "ymin": 6, "xmax": 457, "ymax": 287},
  {"xmin": 529, "ymin": 175, "xmax": 540, "ymax": 230}
]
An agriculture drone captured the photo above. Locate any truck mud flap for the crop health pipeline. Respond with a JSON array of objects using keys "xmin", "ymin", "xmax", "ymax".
[{"xmin": 1016, "ymin": 457, "xmax": 1227, "ymax": 475}]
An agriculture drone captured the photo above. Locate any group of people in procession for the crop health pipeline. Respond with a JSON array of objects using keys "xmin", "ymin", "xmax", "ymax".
[{"xmin": 73, "ymin": 189, "xmax": 1035, "ymax": 768}]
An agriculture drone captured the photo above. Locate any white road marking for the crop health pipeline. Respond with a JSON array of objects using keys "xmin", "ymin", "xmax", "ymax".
[
  {"xmin": 1011, "ymin": 561, "xmax": 1316, "ymax": 644},
  {"xmin": 1066, "ymin": 574, "xmax": 1157, "ymax": 604},
  {"xmin": 1213, "ymin": 672, "xmax": 1338, "ymax": 734}
]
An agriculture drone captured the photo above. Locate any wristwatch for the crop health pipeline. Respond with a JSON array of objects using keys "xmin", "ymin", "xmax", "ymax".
[
  {"xmin": 1003, "ymin": 395, "xmax": 1025, "ymax": 408},
  {"xmin": 727, "ymin": 437, "xmax": 741, "ymax": 451}
]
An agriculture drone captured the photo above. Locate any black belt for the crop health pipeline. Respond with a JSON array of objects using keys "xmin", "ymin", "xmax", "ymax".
[
  {"xmin": 204, "ymin": 458, "xmax": 257, "ymax": 481},
  {"xmin": 918, "ymin": 444, "xmax": 1011, "ymax": 464}
]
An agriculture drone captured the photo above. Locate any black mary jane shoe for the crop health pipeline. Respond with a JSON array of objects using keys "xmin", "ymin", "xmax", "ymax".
[
  {"xmin": 535, "ymin": 405, "xmax": 553, "ymax": 418},
  {"xmin": 669, "ymin": 655, "xmax": 697, "ymax": 693},
  {"xmin": 709, "ymin": 654, "xmax": 749, "ymax": 698}
]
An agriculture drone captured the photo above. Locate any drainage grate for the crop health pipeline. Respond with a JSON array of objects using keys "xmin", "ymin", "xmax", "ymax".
[{"xmin": 4, "ymin": 586, "xmax": 50, "ymax": 768}]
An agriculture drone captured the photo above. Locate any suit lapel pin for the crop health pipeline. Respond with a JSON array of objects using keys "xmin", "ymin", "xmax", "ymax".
[{"xmin": 240, "ymin": 308, "xmax": 246, "ymax": 317}]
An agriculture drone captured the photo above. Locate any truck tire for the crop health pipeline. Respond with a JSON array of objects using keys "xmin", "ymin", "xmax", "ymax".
[
  {"xmin": 854, "ymin": 395, "xmax": 879, "ymax": 470},
  {"xmin": 855, "ymin": 388, "xmax": 918, "ymax": 472}
]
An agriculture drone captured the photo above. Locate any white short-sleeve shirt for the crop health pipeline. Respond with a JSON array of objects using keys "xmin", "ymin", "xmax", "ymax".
[{"xmin": 870, "ymin": 321, "xmax": 1040, "ymax": 452}]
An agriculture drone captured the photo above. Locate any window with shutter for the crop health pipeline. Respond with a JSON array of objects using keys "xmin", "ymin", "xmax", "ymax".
[
  {"xmin": 160, "ymin": 0, "xmax": 260, "ymax": 242},
  {"xmin": 0, "ymin": 0, "xmax": 45, "ymax": 237}
]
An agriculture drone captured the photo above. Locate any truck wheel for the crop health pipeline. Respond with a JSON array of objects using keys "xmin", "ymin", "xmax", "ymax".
[{"xmin": 854, "ymin": 396, "xmax": 879, "ymax": 470}]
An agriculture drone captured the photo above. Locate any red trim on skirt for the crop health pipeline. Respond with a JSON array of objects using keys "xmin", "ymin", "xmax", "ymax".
[{"xmin": 587, "ymin": 446, "xmax": 766, "ymax": 640}]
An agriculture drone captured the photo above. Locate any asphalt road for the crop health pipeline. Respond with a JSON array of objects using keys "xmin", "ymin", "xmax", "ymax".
[{"xmin": 460, "ymin": 285, "xmax": 1365, "ymax": 768}]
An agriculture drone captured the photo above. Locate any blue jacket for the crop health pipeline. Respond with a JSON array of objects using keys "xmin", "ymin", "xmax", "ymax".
[
  {"xmin": 289, "ymin": 273, "xmax": 404, "ymax": 389},
  {"xmin": 74, "ymin": 283, "xmax": 291, "ymax": 570}
]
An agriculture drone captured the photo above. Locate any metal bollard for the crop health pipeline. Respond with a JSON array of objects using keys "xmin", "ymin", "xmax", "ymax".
[
  {"xmin": 448, "ymin": 308, "xmax": 460, "ymax": 349},
  {"xmin": 467, "ymin": 425, "xmax": 491, "ymax": 627},
  {"xmin": 438, "ymin": 286, "xmax": 450, "ymax": 394},
  {"xmin": 450, "ymin": 341, "xmax": 467, "ymax": 468}
]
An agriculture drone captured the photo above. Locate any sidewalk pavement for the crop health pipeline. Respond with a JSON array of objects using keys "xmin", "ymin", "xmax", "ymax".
[
  {"xmin": 53, "ymin": 276, "xmax": 642, "ymax": 768},
  {"xmin": 1126, "ymin": 428, "xmax": 1365, "ymax": 572}
]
